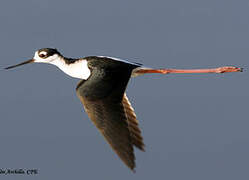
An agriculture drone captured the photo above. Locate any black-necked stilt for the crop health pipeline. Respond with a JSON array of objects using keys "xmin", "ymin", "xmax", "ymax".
[{"xmin": 5, "ymin": 48, "xmax": 242, "ymax": 171}]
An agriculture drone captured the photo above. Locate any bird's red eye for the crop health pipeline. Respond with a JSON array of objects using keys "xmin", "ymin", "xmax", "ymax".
[{"xmin": 39, "ymin": 53, "xmax": 46, "ymax": 58}]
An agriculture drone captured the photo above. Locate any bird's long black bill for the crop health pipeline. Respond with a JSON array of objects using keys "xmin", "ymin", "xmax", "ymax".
[{"xmin": 5, "ymin": 59, "xmax": 34, "ymax": 70}]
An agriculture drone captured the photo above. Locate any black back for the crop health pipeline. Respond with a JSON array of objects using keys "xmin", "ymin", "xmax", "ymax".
[{"xmin": 76, "ymin": 56, "xmax": 140, "ymax": 101}]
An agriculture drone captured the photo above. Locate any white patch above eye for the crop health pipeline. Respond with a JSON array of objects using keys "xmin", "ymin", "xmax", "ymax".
[{"xmin": 39, "ymin": 51, "xmax": 47, "ymax": 57}]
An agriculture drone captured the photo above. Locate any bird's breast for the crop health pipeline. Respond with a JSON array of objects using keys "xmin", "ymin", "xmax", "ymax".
[{"xmin": 54, "ymin": 59, "xmax": 91, "ymax": 79}]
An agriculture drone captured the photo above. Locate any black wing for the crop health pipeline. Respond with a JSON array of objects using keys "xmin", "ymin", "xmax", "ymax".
[{"xmin": 76, "ymin": 61, "xmax": 144, "ymax": 170}]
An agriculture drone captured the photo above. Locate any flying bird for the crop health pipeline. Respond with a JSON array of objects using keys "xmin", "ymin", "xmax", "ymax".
[{"xmin": 5, "ymin": 48, "xmax": 242, "ymax": 171}]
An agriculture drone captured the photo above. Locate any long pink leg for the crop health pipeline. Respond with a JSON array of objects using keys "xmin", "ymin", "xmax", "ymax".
[{"xmin": 135, "ymin": 66, "xmax": 243, "ymax": 75}]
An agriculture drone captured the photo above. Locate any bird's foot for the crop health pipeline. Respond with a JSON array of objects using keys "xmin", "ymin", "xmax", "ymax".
[{"xmin": 216, "ymin": 66, "xmax": 243, "ymax": 73}]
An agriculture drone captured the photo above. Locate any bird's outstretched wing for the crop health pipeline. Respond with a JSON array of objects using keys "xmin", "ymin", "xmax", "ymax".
[
  {"xmin": 75, "ymin": 64, "xmax": 144, "ymax": 170},
  {"xmin": 123, "ymin": 94, "xmax": 145, "ymax": 151}
]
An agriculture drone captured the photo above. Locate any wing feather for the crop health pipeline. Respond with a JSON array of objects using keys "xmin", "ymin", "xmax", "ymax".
[
  {"xmin": 123, "ymin": 94, "xmax": 145, "ymax": 151},
  {"xmin": 77, "ymin": 94, "xmax": 136, "ymax": 170}
]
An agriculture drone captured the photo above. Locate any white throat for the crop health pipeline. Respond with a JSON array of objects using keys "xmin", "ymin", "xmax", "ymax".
[{"xmin": 49, "ymin": 57, "xmax": 91, "ymax": 80}]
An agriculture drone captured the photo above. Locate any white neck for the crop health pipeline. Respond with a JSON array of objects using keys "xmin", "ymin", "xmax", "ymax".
[{"xmin": 49, "ymin": 57, "xmax": 91, "ymax": 80}]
